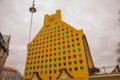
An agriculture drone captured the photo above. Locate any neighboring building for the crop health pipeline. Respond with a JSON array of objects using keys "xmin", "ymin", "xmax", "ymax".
[
  {"xmin": 0, "ymin": 67, "xmax": 22, "ymax": 80},
  {"xmin": 23, "ymin": 10, "xmax": 95, "ymax": 80},
  {"xmin": 0, "ymin": 32, "xmax": 10, "ymax": 77},
  {"xmin": 112, "ymin": 64, "xmax": 120, "ymax": 73}
]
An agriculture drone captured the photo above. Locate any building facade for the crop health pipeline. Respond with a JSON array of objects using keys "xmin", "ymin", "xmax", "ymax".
[
  {"xmin": 23, "ymin": 10, "xmax": 93, "ymax": 80},
  {"xmin": 0, "ymin": 67, "xmax": 22, "ymax": 80},
  {"xmin": 0, "ymin": 32, "xmax": 10, "ymax": 77}
]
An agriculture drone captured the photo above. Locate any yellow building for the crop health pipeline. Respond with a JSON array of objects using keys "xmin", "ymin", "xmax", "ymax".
[
  {"xmin": 23, "ymin": 10, "xmax": 92, "ymax": 80},
  {"xmin": 23, "ymin": 10, "xmax": 120, "ymax": 80}
]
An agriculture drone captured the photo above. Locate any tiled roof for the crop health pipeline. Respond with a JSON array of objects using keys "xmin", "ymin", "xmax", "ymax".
[{"xmin": 3, "ymin": 67, "xmax": 17, "ymax": 73}]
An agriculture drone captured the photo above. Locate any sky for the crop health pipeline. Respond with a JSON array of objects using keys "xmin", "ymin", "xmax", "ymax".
[{"xmin": 0, "ymin": 0, "xmax": 120, "ymax": 74}]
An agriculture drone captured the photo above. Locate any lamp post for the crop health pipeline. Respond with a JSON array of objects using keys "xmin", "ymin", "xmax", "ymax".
[{"xmin": 29, "ymin": 0, "xmax": 37, "ymax": 42}]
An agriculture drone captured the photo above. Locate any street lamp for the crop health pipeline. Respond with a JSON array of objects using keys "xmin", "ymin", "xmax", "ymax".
[{"xmin": 28, "ymin": 0, "xmax": 37, "ymax": 42}]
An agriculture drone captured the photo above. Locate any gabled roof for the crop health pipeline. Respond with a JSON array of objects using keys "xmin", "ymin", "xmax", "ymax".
[{"xmin": 28, "ymin": 10, "xmax": 84, "ymax": 46}]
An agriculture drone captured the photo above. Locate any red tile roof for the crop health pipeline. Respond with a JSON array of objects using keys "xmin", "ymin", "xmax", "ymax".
[{"xmin": 3, "ymin": 67, "xmax": 17, "ymax": 73}]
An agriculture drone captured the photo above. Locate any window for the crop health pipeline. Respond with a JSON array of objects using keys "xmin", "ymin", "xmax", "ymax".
[
  {"xmin": 63, "ymin": 46, "xmax": 65, "ymax": 49},
  {"xmin": 54, "ymin": 27, "xmax": 56, "ymax": 29},
  {"xmin": 73, "ymin": 49, "xmax": 76, "ymax": 52},
  {"xmin": 37, "ymin": 61, "xmax": 40, "ymax": 64},
  {"xmin": 58, "ymin": 47, "xmax": 61, "ymax": 50},
  {"xmin": 78, "ymin": 54, "xmax": 82, "ymax": 57},
  {"xmin": 67, "ymin": 40, "xmax": 70, "ymax": 43},
  {"xmin": 73, "ymin": 55, "xmax": 76, "ymax": 58},
  {"xmin": 46, "ymin": 41, "xmax": 49, "ymax": 44},
  {"xmin": 66, "ymin": 31, "xmax": 69, "ymax": 34},
  {"xmin": 45, "ymin": 71, "xmax": 47, "ymax": 74},
  {"xmin": 54, "ymin": 53, "xmax": 56, "ymax": 56},
  {"xmin": 58, "ymin": 57, "xmax": 61, "ymax": 61},
  {"xmin": 30, "ymin": 62, "xmax": 32, "ymax": 64},
  {"xmin": 63, "ymin": 56, "xmax": 66, "ymax": 60},
  {"xmin": 50, "ymin": 48, "xmax": 52, "ymax": 51},
  {"xmin": 59, "ymin": 69, "xmax": 62, "ymax": 72},
  {"xmin": 42, "ymin": 46, "xmax": 44, "ymax": 48},
  {"xmin": 62, "ymin": 28, "xmax": 64, "ymax": 31},
  {"xmin": 74, "ymin": 61, "xmax": 77, "ymax": 64},
  {"xmin": 74, "ymin": 67, "xmax": 78, "ymax": 71},
  {"xmin": 66, "ymin": 35, "xmax": 69, "ymax": 38},
  {"xmin": 54, "ymin": 58, "xmax": 56, "ymax": 61},
  {"xmin": 49, "ymin": 64, "xmax": 52, "ymax": 67},
  {"xmin": 41, "ymin": 60, "xmax": 44, "ymax": 63},
  {"xmin": 80, "ymin": 66, "xmax": 84, "ymax": 70},
  {"xmin": 58, "ymin": 52, "xmax": 61, "ymax": 55},
  {"xmin": 62, "ymin": 41, "xmax": 65, "ymax": 44},
  {"xmin": 67, "ymin": 45, "xmax": 70, "ymax": 48},
  {"xmin": 54, "ymin": 48, "xmax": 56, "ymax": 51},
  {"xmin": 72, "ymin": 39, "xmax": 74, "ymax": 42},
  {"xmin": 40, "ymin": 71, "xmax": 43, "ymax": 74},
  {"xmin": 45, "ymin": 65, "xmax": 47, "ymax": 68},
  {"xmin": 49, "ymin": 59, "xmax": 52, "ymax": 62},
  {"xmin": 71, "ymin": 30, "xmax": 73, "ymax": 32},
  {"xmin": 77, "ymin": 43, "xmax": 80, "ymax": 46},
  {"xmin": 79, "ymin": 60, "xmax": 83, "ymax": 64},
  {"xmin": 78, "ymin": 48, "xmax": 81, "ymax": 52},
  {"xmin": 49, "ymin": 70, "xmax": 52, "ymax": 74},
  {"xmin": 34, "ymin": 61, "xmax": 36, "ymax": 64},
  {"xmin": 72, "ymin": 44, "xmax": 75, "ymax": 47},
  {"xmin": 54, "ymin": 39, "xmax": 56, "ymax": 42},
  {"xmin": 54, "ymin": 30, "xmax": 56, "ymax": 33},
  {"xmin": 54, "ymin": 64, "xmax": 57, "ymax": 67},
  {"xmin": 29, "ymin": 72, "xmax": 31, "ymax": 75},
  {"xmin": 58, "ymin": 29, "xmax": 60, "ymax": 32},
  {"xmin": 76, "ymin": 33, "xmax": 78, "ymax": 36},
  {"xmin": 30, "ymin": 67, "xmax": 32, "ymax": 69},
  {"xmin": 50, "ymin": 40, "xmax": 52, "ymax": 42},
  {"xmin": 68, "ymin": 56, "xmax": 71, "ymax": 59},
  {"xmin": 54, "ymin": 70, "xmax": 57, "ymax": 73},
  {"xmin": 45, "ymin": 60, "xmax": 48, "ymax": 62},
  {"xmin": 26, "ymin": 72, "xmax": 28, "ymax": 76},
  {"xmin": 46, "ymin": 49, "xmax": 48, "ymax": 52},
  {"xmin": 37, "ymin": 66, "xmax": 39, "ymax": 69},
  {"xmin": 46, "ymin": 54, "xmax": 48, "ymax": 57},
  {"xmin": 62, "ymin": 37, "xmax": 65, "ymax": 40},
  {"xmin": 58, "ymin": 33, "xmax": 60, "ymax": 36},
  {"xmin": 71, "ymin": 34, "xmax": 74, "ymax": 37},
  {"xmin": 68, "ymin": 61, "xmax": 72, "ymax": 65},
  {"xmin": 58, "ymin": 38, "xmax": 60, "ymax": 40},
  {"xmin": 42, "ymin": 55, "xmax": 44, "ymax": 58},
  {"xmin": 54, "ymin": 34, "xmax": 56, "ymax": 37},
  {"xmin": 63, "ymin": 62, "xmax": 66, "ymax": 66},
  {"xmin": 59, "ymin": 63, "xmax": 61, "ymax": 66},
  {"xmin": 63, "ymin": 51, "xmax": 66, "ymax": 54},
  {"xmin": 69, "ymin": 68, "xmax": 72, "ymax": 71},
  {"xmin": 62, "ymin": 32, "xmax": 64, "ymax": 35},
  {"xmin": 41, "ymin": 65, "xmax": 43, "ymax": 68},
  {"xmin": 58, "ymin": 42, "xmax": 61, "ymax": 45},
  {"xmin": 68, "ymin": 50, "xmax": 71, "ymax": 53},
  {"xmin": 76, "ymin": 38, "xmax": 79, "ymax": 41}
]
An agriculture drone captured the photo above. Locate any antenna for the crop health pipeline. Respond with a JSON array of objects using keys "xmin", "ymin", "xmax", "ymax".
[{"xmin": 29, "ymin": 0, "xmax": 37, "ymax": 42}]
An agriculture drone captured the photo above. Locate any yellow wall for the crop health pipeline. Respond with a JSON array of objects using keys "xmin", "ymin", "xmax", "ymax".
[{"xmin": 23, "ymin": 10, "xmax": 89, "ymax": 80}]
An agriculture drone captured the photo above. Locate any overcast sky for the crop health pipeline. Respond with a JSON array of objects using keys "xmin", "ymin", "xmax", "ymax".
[{"xmin": 0, "ymin": 0, "xmax": 120, "ymax": 74}]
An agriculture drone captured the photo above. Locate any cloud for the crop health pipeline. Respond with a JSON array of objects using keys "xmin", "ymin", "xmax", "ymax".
[{"xmin": 0, "ymin": 0, "xmax": 120, "ymax": 74}]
